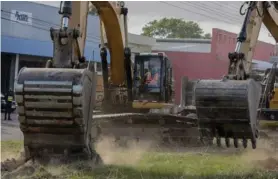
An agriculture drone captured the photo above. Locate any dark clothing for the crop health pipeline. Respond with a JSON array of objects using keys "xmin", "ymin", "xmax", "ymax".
[
  {"xmin": 5, "ymin": 106, "xmax": 12, "ymax": 120},
  {"xmin": 4, "ymin": 90, "xmax": 14, "ymax": 120}
]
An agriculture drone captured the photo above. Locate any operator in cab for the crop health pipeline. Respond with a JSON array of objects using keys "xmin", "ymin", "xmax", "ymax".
[
  {"xmin": 143, "ymin": 67, "xmax": 160, "ymax": 86},
  {"xmin": 144, "ymin": 69, "xmax": 152, "ymax": 84},
  {"xmin": 4, "ymin": 88, "xmax": 14, "ymax": 120},
  {"xmin": 149, "ymin": 67, "xmax": 159, "ymax": 86}
]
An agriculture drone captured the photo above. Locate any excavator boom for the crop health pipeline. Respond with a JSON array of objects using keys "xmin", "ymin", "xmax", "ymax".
[
  {"xmin": 13, "ymin": 1, "xmax": 127, "ymax": 162},
  {"xmin": 195, "ymin": 1, "xmax": 278, "ymax": 149}
]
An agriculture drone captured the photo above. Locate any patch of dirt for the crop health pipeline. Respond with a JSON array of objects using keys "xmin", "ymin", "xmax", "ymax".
[
  {"xmin": 259, "ymin": 157, "xmax": 278, "ymax": 171},
  {"xmin": 2, "ymin": 160, "xmax": 38, "ymax": 179},
  {"xmin": 1, "ymin": 158, "xmax": 96, "ymax": 179},
  {"xmin": 240, "ymin": 136, "xmax": 278, "ymax": 172}
]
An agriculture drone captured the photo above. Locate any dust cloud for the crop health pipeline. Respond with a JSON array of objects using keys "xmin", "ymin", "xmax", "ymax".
[
  {"xmin": 95, "ymin": 136, "xmax": 154, "ymax": 166},
  {"xmin": 240, "ymin": 136, "xmax": 278, "ymax": 171}
]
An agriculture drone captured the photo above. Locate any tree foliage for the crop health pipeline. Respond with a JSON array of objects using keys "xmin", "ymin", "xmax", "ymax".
[
  {"xmin": 141, "ymin": 18, "xmax": 211, "ymax": 39},
  {"xmin": 203, "ymin": 33, "xmax": 211, "ymax": 39}
]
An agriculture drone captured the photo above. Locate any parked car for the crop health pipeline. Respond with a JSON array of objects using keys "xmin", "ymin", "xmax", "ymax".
[{"xmin": 1, "ymin": 92, "xmax": 16, "ymax": 113}]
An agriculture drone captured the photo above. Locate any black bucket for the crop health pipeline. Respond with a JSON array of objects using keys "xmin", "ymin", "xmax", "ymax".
[{"xmin": 194, "ymin": 78, "xmax": 262, "ymax": 148}]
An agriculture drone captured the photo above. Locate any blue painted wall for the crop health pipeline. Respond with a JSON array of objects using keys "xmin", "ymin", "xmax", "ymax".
[
  {"xmin": 1, "ymin": 1, "xmax": 110, "ymax": 62},
  {"xmin": 1, "ymin": 35, "xmax": 109, "ymax": 62}
]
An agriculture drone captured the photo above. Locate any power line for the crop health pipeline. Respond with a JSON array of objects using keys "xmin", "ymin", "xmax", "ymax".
[
  {"xmin": 159, "ymin": 1, "xmax": 233, "ymax": 24},
  {"xmin": 206, "ymin": 1, "xmax": 242, "ymax": 12},
  {"xmin": 199, "ymin": 1, "xmax": 270, "ymax": 33},
  {"xmin": 179, "ymin": 2, "xmax": 243, "ymax": 24},
  {"xmin": 159, "ymin": 1, "xmax": 270, "ymax": 34}
]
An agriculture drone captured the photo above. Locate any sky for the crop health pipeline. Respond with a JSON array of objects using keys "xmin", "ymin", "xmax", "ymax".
[{"xmin": 35, "ymin": 1, "xmax": 276, "ymax": 44}]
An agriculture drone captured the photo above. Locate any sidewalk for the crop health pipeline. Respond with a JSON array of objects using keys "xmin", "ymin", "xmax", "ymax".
[{"xmin": 1, "ymin": 112, "xmax": 23, "ymax": 141}]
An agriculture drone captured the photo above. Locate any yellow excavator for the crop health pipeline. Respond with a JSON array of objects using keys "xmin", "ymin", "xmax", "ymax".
[
  {"xmin": 13, "ymin": 1, "xmax": 194, "ymax": 163},
  {"xmin": 195, "ymin": 1, "xmax": 278, "ymax": 149},
  {"xmin": 13, "ymin": 1, "xmax": 278, "ymax": 164},
  {"xmin": 14, "ymin": 1, "xmax": 139, "ymax": 162},
  {"xmin": 259, "ymin": 62, "xmax": 278, "ymax": 120}
]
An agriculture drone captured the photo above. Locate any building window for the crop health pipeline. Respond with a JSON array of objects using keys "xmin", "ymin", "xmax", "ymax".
[{"xmin": 223, "ymin": 35, "xmax": 226, "ymax": 43}]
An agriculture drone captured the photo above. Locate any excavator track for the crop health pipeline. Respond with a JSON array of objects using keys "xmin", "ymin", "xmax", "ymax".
[
  {"xmin": 95, "ymin": 112, "xmax": 205, "ymax": 148},
  {"xmin": 14, "ymin": 67, "xmax": 102, "ymax": 164},
  {"xmin": 195, "ymin": 78, "xmax": 262, "ymax": 149}
]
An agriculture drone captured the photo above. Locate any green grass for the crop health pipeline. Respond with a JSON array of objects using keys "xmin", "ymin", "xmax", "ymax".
[
  {"xmin": 68, "ymin": 167, "xmax": 277, "ymax": 179},
  {"xmin": 66, "ymin": 152, "xmax": 276, "ymax": 179},
  {"xmin": 1, "ymin": 140, "xmax": 23, "ymax": 161},
  {"xmin": 2, "ymin": 140, "xmax": 278, "ymax": 179}
]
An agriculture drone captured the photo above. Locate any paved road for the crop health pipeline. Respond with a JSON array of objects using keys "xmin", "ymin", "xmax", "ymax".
[{"xmin": 1, "ymin": 113, "xmax": 23, "ymax": 141}]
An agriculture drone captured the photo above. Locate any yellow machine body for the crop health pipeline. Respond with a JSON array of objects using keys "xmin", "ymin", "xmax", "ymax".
[{"xmin": 270, "ymin": 83, "xmax": 278, "ymax": 109}]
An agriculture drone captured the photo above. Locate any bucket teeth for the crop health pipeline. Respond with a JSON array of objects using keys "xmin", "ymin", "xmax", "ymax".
[
  {"xmin": 216, "ymin": 137, "xmax": 221, "ymax": 147},
  {"xmin": 242, "ymin": 138, "xmax": 248, "ymax": 148},
  {"xmin": 198, "ymin": 136, "xmax": 258, "ymax": 149},
  {"xmin": 225, "ymin": 138, "xmax": 230, "ymax": 147},
  {"xmin": 195, "ymin": 79, "xmax": 262, "ymax": 149},
  {"xmin": 234, "ymin": 138, "xmax": 239, "ymax": 148},
  {"xmin": 251, "ymin": 139, "xmax": 257, "ymax": 149}
]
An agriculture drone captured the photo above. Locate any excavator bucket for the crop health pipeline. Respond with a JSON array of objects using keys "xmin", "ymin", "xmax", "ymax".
[
  {"xmin": 14, "ymin": 67, "xmax": 99, "ymax": 159},
  {"xmin": 194, "ymin": 78, "xmax": 262, "ymax": 148}
]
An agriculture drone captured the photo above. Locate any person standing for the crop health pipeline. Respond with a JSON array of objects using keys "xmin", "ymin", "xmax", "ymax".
[{"xmin": 4, "ymin": 88, "xmax": 14, "ymax": 120}]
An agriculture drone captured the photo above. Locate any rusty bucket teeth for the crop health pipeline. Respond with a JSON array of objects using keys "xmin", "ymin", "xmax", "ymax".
[{"xmin": 195, "ymin": 78, "xmax": 262, "ymax": 149}]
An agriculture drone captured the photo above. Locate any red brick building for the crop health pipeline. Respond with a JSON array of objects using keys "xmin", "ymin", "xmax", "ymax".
[{"xmin": 153, "ymin": 28, "xmax": 276, "ymax": 104}]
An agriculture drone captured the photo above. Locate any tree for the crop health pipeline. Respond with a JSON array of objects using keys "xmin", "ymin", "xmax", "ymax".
[
  {"xmin": 141, "ymin": 18, "xmax": 211, "ymax": 39},
  {"xmin": 203, "ymin": 33, "xmax": 211, "ymax": 39}
]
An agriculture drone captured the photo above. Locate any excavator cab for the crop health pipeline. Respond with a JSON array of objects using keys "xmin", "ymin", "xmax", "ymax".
[{"xmin": 132, "ymin": 52, "xmax": 174, "ymax": 109}]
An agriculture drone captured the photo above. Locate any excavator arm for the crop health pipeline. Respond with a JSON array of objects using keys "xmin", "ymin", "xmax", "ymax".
[
  {"xmin": 63, "ymin": 1, "xmax": 128, "ymax": 84},
  {"xmin": 194, "ymin": 1, "xmax": 278, "ymax": 149},
  {"xmin": 13, "ymin": 1, "xmax": 129, "ymax": 162},
  {"xmin": 70, "ymin": 1, "xmax": 133, "ymax": 105},
  {"xmin": 228, "ymin": 1, "xmax": 278, "ymax": 79},
  {"xmin": 68, "ymin": 1, "xmax": 89, "ymax": 60}
]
